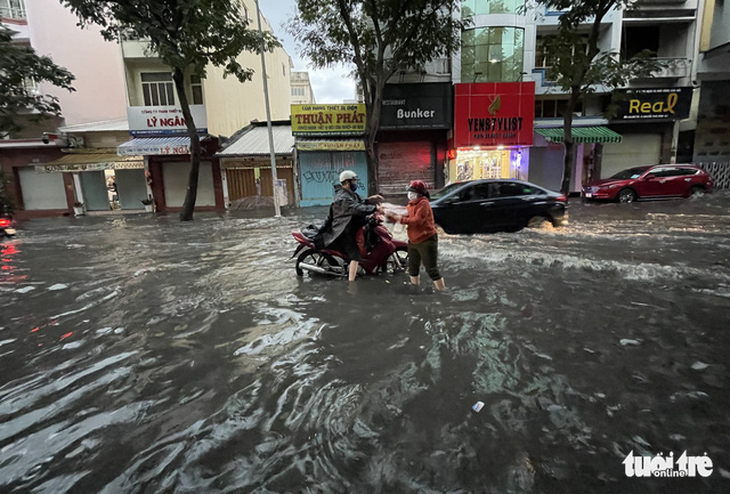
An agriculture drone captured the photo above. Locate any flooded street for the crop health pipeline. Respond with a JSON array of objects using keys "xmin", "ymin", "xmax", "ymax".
[{"xmin": 1, "ymin": 193, "xmax": 729, "ymax": 493}]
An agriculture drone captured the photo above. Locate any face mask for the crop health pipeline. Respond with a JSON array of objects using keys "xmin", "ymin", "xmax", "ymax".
[
  {"xmin": 350, "ymin": 181, "xmax": 358, "ymax": 192},
  {"xmin": 407, "ymin": 191, "xmax": 418, "ymax": 201}
]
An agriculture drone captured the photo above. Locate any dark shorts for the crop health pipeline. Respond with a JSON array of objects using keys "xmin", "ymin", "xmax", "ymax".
[
  {"xmin": 329, "ymin": 233, "xmax": 362, "ymax": 262},
  {"xmin": 408, "ymin": 234, "xmax": 441, "ymax": 280}
]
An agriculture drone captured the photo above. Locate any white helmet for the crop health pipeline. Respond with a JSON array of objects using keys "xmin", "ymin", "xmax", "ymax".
[{"xmin": 339, "ymin": 170, "xmax": 357, "ymax": 183}]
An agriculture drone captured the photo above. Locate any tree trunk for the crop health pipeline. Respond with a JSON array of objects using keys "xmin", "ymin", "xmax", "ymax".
[
  {"xmin": 173, "ymin": 68, "xmax": 202, "ymax": 222},
  {"xmin": 364, "ymin": 78, "xmax": 384, "ymax": 195},
  {"xmin": 560, "ymin": 87, "xmax": 580, "ymax": 195}
]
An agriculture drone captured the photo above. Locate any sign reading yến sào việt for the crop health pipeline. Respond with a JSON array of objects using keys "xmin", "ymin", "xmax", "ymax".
[{"xmin": 291, "ymin": 104, "xmax": 366, "ymax": 136}]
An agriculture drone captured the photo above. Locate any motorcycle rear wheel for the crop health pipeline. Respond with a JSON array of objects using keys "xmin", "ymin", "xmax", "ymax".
[
  {"xmin": 381, "ymin": 247, "xmax": 408, "ymax": 274},
  {"xmin": 295, "ymin": 249, "xmax": 341, "ymax": 277}
]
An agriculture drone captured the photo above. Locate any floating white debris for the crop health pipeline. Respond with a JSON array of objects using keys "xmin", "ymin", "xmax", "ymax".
[
  {"xmin": 620, "ymin": 339, "xmax": 641, "ymax": 346},
  {"xmin": 48, "ymin": 283, "xmax": 68, "ymax": 291},
  {"xmin": 15, "ymin": 286, "xmax": 35, "ymax": 294},
  {"xmin": 691, "ymin": 361, "xmax": 709, "ymax": 371},
  {"xmin": 472, "ymin": 401, "xmax": 485, "ymax": 413}
]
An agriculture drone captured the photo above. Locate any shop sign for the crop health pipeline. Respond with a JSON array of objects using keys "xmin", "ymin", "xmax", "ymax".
[
  {"xmin": 127, "ymin": 105, "xmax": 208, "ymax": 136},
  {"xmin": 37, "ymin": 161, "xmax": 144, "ymax": 172},
  {"xmin": 296, "ymin": 139, "xmax": 365, "ymax": 151},
  {"xmin": 379, "ymin": 83, "xmax": 452, "ymax": 130},
  {"xmin": 454, "ymin": 82, "xmax": 535, "ymax": 148},
  {"xmin": 613, "ymin": 87, "xmax": 692, "ymax": 121},
  {"xmin": 291, "ymin": 104, "xmax": 366, "ymax": 136}
]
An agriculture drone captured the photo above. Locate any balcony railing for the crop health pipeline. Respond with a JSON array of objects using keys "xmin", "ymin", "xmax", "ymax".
[
  {"xmin": 0, "ymin": 4, "xmax": 26, "ymax": 19},
  {"xmin": 649, "ymin": 57, "xmax": 690, "ymax": 78}
]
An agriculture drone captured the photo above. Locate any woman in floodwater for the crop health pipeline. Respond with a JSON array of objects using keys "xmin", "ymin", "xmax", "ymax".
[{"xmin": 386, "ymin": 179, "xmax": 446, "ymax": 291}]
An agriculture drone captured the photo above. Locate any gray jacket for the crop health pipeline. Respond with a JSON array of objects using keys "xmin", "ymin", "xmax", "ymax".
[{"xmin": 319, "ymin": 185, "xmax": 377, "ymax": 248}]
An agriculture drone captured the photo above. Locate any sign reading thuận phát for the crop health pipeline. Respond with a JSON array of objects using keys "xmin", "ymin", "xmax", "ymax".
[{"xmin": 291, "ymin": 104, "xmax": 367, "ymax": 136}]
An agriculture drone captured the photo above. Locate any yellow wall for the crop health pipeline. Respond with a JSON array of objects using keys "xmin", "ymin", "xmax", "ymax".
[{"xmin": 204, "ymin": 0, "xmax": 293, "ymax": 137}]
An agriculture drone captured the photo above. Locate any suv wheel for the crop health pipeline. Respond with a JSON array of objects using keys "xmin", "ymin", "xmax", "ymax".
[{"xmin": 618, "ymin": 188, "xmax": 637, "ymax": 203}]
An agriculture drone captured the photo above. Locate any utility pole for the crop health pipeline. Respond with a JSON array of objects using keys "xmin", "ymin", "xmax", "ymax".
[{"xmin": 254, "ymin": 0, "xmax": 281, "ymax": 217}]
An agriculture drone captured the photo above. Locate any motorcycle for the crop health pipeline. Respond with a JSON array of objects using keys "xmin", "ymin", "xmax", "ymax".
[
  {"xmin": 0, "ymin": 216, "xmax": 16, "ymax": 238},
  {"xmin": 292, "ymin": 215, "xmax": 408, "ymax": 277}
]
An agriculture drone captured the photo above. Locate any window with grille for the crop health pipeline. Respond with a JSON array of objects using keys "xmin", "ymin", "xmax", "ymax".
[
  {"xmin": 0, "ymin": 0, "xmax": 26, "ymax": 19},
  {"xmin": 535, "ymin": 35, "xmax": 589, "ymax": 68},
  {"xmin": 190, "ymin": 75, "xmax": 203, "ymax": 105},
  {"xmin": 141, "ymin": 72, "xmax": 175, "ymax": 106}
]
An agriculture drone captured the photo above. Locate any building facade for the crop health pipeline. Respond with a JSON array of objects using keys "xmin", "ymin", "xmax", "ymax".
[
  {"xmin": 1, "ymin": 0, "xmax": 294, "ymax": 217},
  {"xmin": 1, "ymin": 0, "xmax": 128, "ymax": 217},
  {"xmin": 291, "ymin": 71, "xmax": 316, "ymax": 105},
  {"xmin": 693, "ymin": 0, "xmax": 730, "ymax": 188},
  {"xmin": 444, "ymin": 0, "xmax": 704, "ymax": 193}
]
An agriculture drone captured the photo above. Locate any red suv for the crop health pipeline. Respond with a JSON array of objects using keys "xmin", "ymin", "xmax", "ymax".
[{"xmin": 582, "ymin": 164, "xmax": 714, "ymax": 203}]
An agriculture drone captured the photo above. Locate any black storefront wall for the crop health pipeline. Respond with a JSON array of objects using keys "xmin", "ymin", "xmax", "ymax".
[{"xmin": 377, "ymin": 83, "xmax": 452, "ymax": 194}]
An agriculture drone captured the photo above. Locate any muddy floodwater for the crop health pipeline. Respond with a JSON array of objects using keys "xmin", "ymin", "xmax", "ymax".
[{"xmin": 1, "ymin": 194, "xmax": 729, "ymax": 493}]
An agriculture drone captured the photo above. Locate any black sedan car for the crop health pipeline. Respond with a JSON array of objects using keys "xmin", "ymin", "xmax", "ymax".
[{"xmin": 430, "ymin": 179, "xmax": 568, "ymax": 234}]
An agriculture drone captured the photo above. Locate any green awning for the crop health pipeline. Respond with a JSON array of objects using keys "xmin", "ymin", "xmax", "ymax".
[{"xmin": 536, "ymin": 126, "xmax": 622, "ymax": 144}]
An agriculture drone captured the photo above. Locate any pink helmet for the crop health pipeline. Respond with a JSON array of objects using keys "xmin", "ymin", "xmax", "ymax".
[{"xmin": 406, "ymin": 180, "xmax": 428, "ymax": 195}]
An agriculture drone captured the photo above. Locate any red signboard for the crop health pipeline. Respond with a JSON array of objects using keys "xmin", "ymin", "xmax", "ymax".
[{"xmin": 454, "ymin": 82, "xmax": 535, "ymax": 148}]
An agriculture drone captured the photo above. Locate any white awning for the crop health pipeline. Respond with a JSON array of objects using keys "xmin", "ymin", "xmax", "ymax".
[
  {"xmin": 118, "ymin": 136, "xmax": 190, "ymax": 156},
  {"xmin": 217, "ymin": 125, "xmax": 294, "ymax": 156}
]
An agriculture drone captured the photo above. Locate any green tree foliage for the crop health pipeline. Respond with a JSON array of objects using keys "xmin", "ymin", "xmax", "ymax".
[
  {"xmin": 62, "ymin": 0, "xmax": 278, "ymax": 220},
  {"xmin": 529, "ymin": 0, "xmax": 664, "ymax": 194},
  {"xmin": 0, "ymin": 24, "xmax": 75, "ymax": 134},
  {"xmin": 288, "ymin": 0, "xmax": 466, "ymax": 193}
]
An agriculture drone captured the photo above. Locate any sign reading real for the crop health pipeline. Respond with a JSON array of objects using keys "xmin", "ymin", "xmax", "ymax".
[
  {"xmin": 453, "ymin": 82, "xmax": 535, "ymax": 148},
  {"xmin": 613, "ymin": 87, "xmax": 692, "ymax": 121},
  {"xmin": 291, "ymin": 104, "xmax": 366, "ymax": 136}
]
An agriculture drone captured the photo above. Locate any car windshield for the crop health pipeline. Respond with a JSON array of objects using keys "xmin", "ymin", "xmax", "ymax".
[
  {"xmin": 431, "ymin": 182, "xmax": 468, "ymax": 200},
  {"xmin": 611, "ymin": 167, "xmax": 650, "ymax": 180}
]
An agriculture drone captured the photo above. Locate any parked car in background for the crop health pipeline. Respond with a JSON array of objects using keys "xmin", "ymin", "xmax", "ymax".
[
  {"xmin": 0, "ymin": 216, "xmax": 16, "ymax": 237},
  {"xmin": 582, "ymin": 164, "xmax": 714, "ymax": 203},
  {"xmin": 430, "ymin": 179, "xmax": 568, "ymax": 234}
]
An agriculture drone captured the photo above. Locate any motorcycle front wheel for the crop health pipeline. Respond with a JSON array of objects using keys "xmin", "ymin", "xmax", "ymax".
[
  {"xmin": 380, "ymin": 247, "xmax": 408, "ymax": 274},
  {"xmin": 295, "ymin": 249, "xmax": 341, "ymax": 277}
]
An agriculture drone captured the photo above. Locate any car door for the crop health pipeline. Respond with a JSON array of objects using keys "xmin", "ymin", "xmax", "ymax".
[
  {"xmin": 637, "ymin": 167, "xmax": 674, "ymax": 198},
  {"xmin": 490, "ymin": 181, "xmax": 536, "ymax": 229},
  {"xmin": 676, "ymin": 167, "xmax": 701, "ymax": 195},
  {"xmin": 432, "ymin": 183, "xmax": 487, "ymax": 233}
]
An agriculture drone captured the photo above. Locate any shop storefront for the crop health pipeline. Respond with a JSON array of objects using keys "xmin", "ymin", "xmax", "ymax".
[
  {"xmin": 532, "ymin": 122, "xmax": 623, "ymax": 192},
  {"xmin": 292, "ymin": 104, "xmax": 368, "ymax": 206},
  {"xmin": 117, "ymin": 106, "xmax": 224, "ymax": 212},
  {"xmin": 450, "ymin": 82, "xmax": 535, "ymax": 184},
  {"xmin": 37, "ymin": 152, "xmax": 147, "ymax": 211},
  {"xmin": 217, "ymin": 121, "xmax": 296, "ymax": 208},
  {"xmin": 604, "ymin": 87, "xmax": 693, "ymax": 178},
  {"xmin": 376, "ymin": 83, "xmax": 451, "ymax": 195},
  {"xmin": 118, "ymin": 136, "xmax": 223, "ymax": 212}
]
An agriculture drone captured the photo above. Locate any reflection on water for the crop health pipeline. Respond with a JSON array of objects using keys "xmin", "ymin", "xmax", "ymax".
[{"xmin": 1, "ymin": 194, "xmax": 729, "ymax": 493}]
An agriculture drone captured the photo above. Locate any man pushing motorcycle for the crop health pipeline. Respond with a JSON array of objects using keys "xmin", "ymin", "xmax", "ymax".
[{"xmin": 317, "ymin": 170, "xmax": 384, "ymax": 282}]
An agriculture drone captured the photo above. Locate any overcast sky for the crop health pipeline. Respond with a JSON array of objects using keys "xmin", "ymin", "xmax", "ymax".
[{"xmin": 259, "ymin": 0, "xmax": 356, "ymax": 104}]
